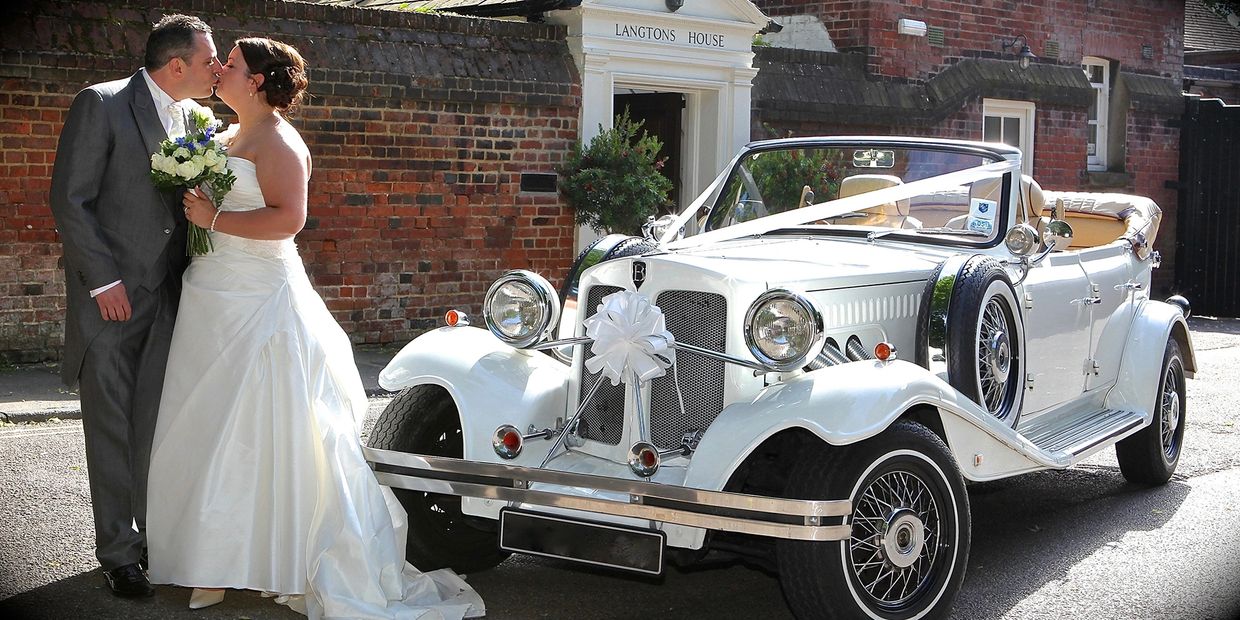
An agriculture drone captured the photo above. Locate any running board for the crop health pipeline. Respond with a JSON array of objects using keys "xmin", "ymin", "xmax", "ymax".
[{"xmin": 1018, "ymin": 408, "xmax": 1144, "ymax": 462}]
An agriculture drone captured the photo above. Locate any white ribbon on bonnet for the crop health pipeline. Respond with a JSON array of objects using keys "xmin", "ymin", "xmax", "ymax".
[{"xmin": 582, "ymin": 290, "xmax": 676, "ymax": 386}]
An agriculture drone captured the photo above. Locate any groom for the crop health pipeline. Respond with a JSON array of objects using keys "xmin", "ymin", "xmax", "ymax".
[{"xmin": 48, "ymin": 14, "xmax": 221, "ymax": 598}]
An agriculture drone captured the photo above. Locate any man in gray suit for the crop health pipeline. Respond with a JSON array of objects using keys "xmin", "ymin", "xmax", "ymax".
[{"xmin": 49, "ymin": 14, "xmax": 221, "ymax": 598}]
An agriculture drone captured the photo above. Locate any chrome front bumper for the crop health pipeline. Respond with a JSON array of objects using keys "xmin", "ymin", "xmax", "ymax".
[{"xmin": 364, "ymin": 447, "xmax": 853, "ymax": 541}]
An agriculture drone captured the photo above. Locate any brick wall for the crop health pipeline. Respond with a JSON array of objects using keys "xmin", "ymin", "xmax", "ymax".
[
  {"xmin": 0, "ymin": 0, "xmax": 581, "ymax": 362},
  {"xmin": 757, "ymin": 0, "xmax": 1184, "ymax": 81},
  {"xmin": 752, "ymin": 0, "xmax": 1185, "ymax": 295}
]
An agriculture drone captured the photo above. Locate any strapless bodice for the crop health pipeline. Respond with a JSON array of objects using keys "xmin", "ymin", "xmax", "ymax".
[{"xmin": 209, "ymin": 157, "xmax": 298, "ymax": 260}]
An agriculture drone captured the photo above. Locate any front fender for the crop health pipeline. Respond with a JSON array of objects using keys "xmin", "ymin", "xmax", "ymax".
[
  {"xmin": 1106, "ymin": 300, "xmax": 1196, "ymax": 424},
  {"xmin": 378, "ymin": 326, "xmax": 570, "ymax": 463},
  {"xmin": 684, "ymin": 360, "xmax": 1045, "ymax": 494}
]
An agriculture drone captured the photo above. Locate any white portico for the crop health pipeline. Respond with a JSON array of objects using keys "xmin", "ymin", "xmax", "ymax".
[{"xmin": 547, "ymin": 0, "xmax": 771, "ymax": 210}]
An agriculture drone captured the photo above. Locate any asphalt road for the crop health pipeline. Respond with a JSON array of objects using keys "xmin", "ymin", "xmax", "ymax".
[{"xmin": 1, "ymin": 318, "xmax": 1239, "ymax": 619}]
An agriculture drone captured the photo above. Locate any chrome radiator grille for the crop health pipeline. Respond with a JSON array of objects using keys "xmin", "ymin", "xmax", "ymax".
[
  {"xmin": 576, "ymin": 286, "xmax": 728, "ymax": 449},
  {"xmin": 650, "ymin": 290, "xmax": 727, "ymax": 449},
  {"xmin": 578, "ymin": 285, "xmax": 626, "ymax": 445}
]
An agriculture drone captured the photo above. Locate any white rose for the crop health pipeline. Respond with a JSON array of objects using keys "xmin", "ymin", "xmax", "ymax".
[
  {"xmin": 157, "ymin": 154, "xmax": 179, "ymax": 175},
  {"xmin": 176, "ymin": 159, "xmax": 204, "ymax": 180},
  {"xmin": 211, "ymin": 160, "xmax": 228, "ymax": 174},
  {"xmin": 173, "ymin": 147, "xmax": 191, "ymax": 161},
  {"xmin": 201, "ymin": 149, "xmax": 220, "ymax": 166},
  {"xmin": 191, "ymin": 107, "xmax": 219, "ymax": 130}
]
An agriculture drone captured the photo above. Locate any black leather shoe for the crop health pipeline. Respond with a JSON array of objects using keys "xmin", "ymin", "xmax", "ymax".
[
  {"xmin": 139, "ymin": 548, "xmax": 148, "ymax": 571},
  {"xmin": 104, "ymin": 563, "xmax": 154, "ymax": 598}
]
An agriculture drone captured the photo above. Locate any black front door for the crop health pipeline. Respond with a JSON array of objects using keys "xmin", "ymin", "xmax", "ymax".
[{"xmin": 614, "ymin": 92, "xmax": 684, "ymax": 214}]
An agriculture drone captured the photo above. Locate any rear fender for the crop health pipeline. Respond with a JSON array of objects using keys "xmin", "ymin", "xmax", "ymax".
[
  {"xmin": 378, "ymin": 326, "xmax": 570, "ymax": 465},
  {"xmin": 1106, "ymin": 300, "xmax": 1196, "ymax": 424}
]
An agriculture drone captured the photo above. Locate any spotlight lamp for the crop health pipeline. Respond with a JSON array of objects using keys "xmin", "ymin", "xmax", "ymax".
[{"xmin": 1001, "ymin": 34, "xmax": 1037, "ymax": 69}]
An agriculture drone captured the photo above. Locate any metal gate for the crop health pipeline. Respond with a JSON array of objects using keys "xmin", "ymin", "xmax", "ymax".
[{"xmin": 1177, "ymin": 96, "xmax": 1240, "ymax": 317}]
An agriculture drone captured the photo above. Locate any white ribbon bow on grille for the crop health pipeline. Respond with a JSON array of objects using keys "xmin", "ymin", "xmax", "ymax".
[{"xmin": 582, "ymin": 290, "xmax": 676, "ymax": 386}]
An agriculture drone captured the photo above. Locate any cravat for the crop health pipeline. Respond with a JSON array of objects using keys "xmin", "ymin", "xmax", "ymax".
[{"xmin": 167, "ymin": 102, "xmax": 186, "ymax": 138}]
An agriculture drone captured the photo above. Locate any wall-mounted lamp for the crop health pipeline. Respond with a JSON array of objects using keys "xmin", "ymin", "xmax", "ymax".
[
  {"xmin": 1001, "ymin": 34, "xmax": 1037, "ymax": 69},
  {"xmin": 897, "ymin": 18, "xmax": 928, "ymax": 37}
]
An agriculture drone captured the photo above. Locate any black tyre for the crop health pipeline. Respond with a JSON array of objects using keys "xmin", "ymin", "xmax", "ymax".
[
  {"xmin": 947, "ymin": 257, "xmax": 1024, "ymax": 428},
  {"xmin": 367, "ymin": 384, "xmax": 509, "ymax": 573},
  {"xmin": 558, "ymin": 234, "xmax": 658, "ymax": 303},
  {"xmin": 1116, "ymin": 338, "xmax": 1186, "ymax": 485},
  {"xmin": 778, "ymin": 421, "xmax": 971, "ymax": 620}
]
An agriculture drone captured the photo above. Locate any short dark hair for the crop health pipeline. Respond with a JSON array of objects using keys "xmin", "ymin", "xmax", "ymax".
[{"xmin": 144, "ymin": 14, "xmax": 211, "ymax": 70}]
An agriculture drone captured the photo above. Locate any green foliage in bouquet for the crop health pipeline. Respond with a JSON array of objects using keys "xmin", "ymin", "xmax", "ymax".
[
  {"xmin": 559, "ymin": 109, "xmax": 673, "ymax": 236},
  {"xmin": 149, "ymin": 107, "xmax": 236, "ymax": 255}
]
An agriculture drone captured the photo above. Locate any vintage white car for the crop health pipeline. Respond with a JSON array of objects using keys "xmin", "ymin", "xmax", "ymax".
[{"xmin": 364, "ymin": 137, "xmax": 1195, "ymax": 619}]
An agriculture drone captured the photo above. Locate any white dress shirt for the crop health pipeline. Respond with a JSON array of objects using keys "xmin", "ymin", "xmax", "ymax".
[{"xmin": 90, "ymin": 70, "xmax": 191, "ymax": 299}]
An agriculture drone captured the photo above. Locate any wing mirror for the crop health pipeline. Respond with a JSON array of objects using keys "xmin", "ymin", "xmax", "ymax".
[
  {"xmin": 642, "ymin": 214, "xmax": 681, "ymax": 242},
  {"xmin": 1005, "ymin": 219, "xmax": 1075, "ymax": 285},
  {"xmin": 1043, "ymin": 219, "xmax": 1073, "ymax": 252}
]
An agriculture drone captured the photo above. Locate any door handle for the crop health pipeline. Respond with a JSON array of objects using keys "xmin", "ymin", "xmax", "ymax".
[
  {"xmin": 1071, "ymin": 295, "xmax": 1102, "ymax": 305},
  {"xmin": 1114, "ymin": 281, "xmax": 1145, "ymax": 291}
]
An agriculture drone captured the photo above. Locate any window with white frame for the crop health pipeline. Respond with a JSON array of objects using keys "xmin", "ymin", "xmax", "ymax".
[
  {"xmin": 1083, "ymin": 57, "xmax": 1110, "ymax": 171},
  {"xmin": 982, "ymin": 99, "xmax": 1036, "ymax": 176}
]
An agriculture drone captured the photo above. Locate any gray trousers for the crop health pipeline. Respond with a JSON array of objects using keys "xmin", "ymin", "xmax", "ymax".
[{"xmin": 77, "ymin": 280, "xmax": 177, "ymax": 571}]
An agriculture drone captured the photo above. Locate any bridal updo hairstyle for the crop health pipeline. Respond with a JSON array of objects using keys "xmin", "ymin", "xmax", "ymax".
[{"xmin": 237, "ymin": 37, "xmax": 308, "ymax": 115}]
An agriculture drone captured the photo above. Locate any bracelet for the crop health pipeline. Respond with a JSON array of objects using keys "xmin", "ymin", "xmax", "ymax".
[{"xmin": 209, "ymin": 209, "xmax": 222, "ymax": 232}]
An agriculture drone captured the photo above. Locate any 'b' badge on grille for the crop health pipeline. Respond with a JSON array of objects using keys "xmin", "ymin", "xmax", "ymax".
[{"xmin": 632, "ymin": 261, "xmax": 647, "ymax": 290}]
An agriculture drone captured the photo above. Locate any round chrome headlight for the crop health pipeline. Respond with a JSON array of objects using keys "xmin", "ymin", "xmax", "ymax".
[
  {"xmin": 483, "ymin": 270, "xmax": 560, "ymax": 349},
  {"xmin": 744, "ymin": 289, "xmax": 824, "ymax": 372}
]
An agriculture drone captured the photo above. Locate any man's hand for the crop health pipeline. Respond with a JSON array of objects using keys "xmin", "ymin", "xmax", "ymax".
[{"xmin": 95, "ymin": 283, "xmax": 131, "ymax": 321}]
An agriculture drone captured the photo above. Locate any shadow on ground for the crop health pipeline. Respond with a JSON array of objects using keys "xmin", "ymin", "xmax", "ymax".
[
  {"xmin": 0, "ymin": 467, "xmax": 1205, "ymax": 619},
  {"xmin": 0, "ymin": 571, "xmax": 299, "ymax": 620}
]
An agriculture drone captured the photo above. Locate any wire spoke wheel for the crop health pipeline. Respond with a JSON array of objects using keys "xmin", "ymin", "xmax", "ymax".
[
  {"xmin": 850, "ymin": 469, "xmax": 941, "ymax": 610},
  {"xmin": 778, "ymin": 422, "xmax": 970, "ymax": 620},
  {"xmin": 414, "ymin": 422, "xmax": 471, "ymax": 533},
  {"xmin": 1117, "ymin": 337, "xmax": 1186, "ymax": 486},
  {"xmin": 944, "ymin": 257, "xmax": 1023, "ymax": 429},
  {"xmin": 1159, "ymin": 358, "xmax": 1182, "ymax": 460},
  {"xmin": 976, "ymin": 296, "xmax": 1013, "ymax": 417}
]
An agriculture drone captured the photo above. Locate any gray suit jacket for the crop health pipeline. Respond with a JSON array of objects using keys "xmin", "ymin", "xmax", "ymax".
[{"xmin": 49, "ymin": 71, "xmax": 189, "ymax": 385}]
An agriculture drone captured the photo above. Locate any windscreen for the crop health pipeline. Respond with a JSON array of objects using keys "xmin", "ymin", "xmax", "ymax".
[{"xmin": 704, "ymin": 145, "xmax": 1010, "ymax": 244}]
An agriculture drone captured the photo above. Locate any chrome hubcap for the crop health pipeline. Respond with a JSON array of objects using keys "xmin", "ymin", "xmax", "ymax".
[
  {"xmin": 978, "ymin": 297, "xmax": 1013, "ymax": 416},
  {"xmin": 986, "ymin": 331, "xmax": 1011, "ymax": 383},
  {"xmin": 850, "ymin": 469, "xmax": 940, "ymax": 607},
  {"xmin": 881, "ymin": 509, "xmax": 926, "ymax": 569}
]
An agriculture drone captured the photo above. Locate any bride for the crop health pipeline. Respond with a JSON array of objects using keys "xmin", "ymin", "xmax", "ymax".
[{"xmin": 146, "ymin": 37, "xmax": 485, "ymax": 619}]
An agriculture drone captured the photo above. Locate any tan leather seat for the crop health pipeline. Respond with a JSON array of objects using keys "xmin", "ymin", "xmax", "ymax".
[
  {"xmin": 838, "ymin": 174, "xmax": 916, "ymax": 228},
  {"xmin": 1039, "ymin": 191, "xmax": 1161, "ymax": 256}
]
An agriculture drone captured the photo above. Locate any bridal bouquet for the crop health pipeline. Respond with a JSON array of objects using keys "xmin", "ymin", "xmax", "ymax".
[{"xmin": 150, "ymin": 107, "xmax": 235, "ymax": 255}]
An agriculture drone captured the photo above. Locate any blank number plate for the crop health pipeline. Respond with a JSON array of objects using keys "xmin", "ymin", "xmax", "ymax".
[{"xmin": 499, "ymin": 509, "xmax": 665, "ymax": 576}]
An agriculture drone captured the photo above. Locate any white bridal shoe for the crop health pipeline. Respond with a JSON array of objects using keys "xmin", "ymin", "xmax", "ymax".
[{"xmin": 188, "ymin": 588, "xmax": 225, "ymax": 609}]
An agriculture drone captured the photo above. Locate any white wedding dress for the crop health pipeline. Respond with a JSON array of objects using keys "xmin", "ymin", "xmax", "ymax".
[{"xmin": 147, "ymin": 157, "xmax": 484, "ymax": 619}]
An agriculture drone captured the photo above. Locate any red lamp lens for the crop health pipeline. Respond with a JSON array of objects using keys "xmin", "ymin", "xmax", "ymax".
[
  {"xmin": 874, "ymin": 342, "xmax": 891, "ymax": 361},
  {"xmin": 503, "ymin": 430, "xmax": 521, "ymax": 450},
  {"xmin": 641, "ymin": 449, "xmax": 657, "ymax": 468}
]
